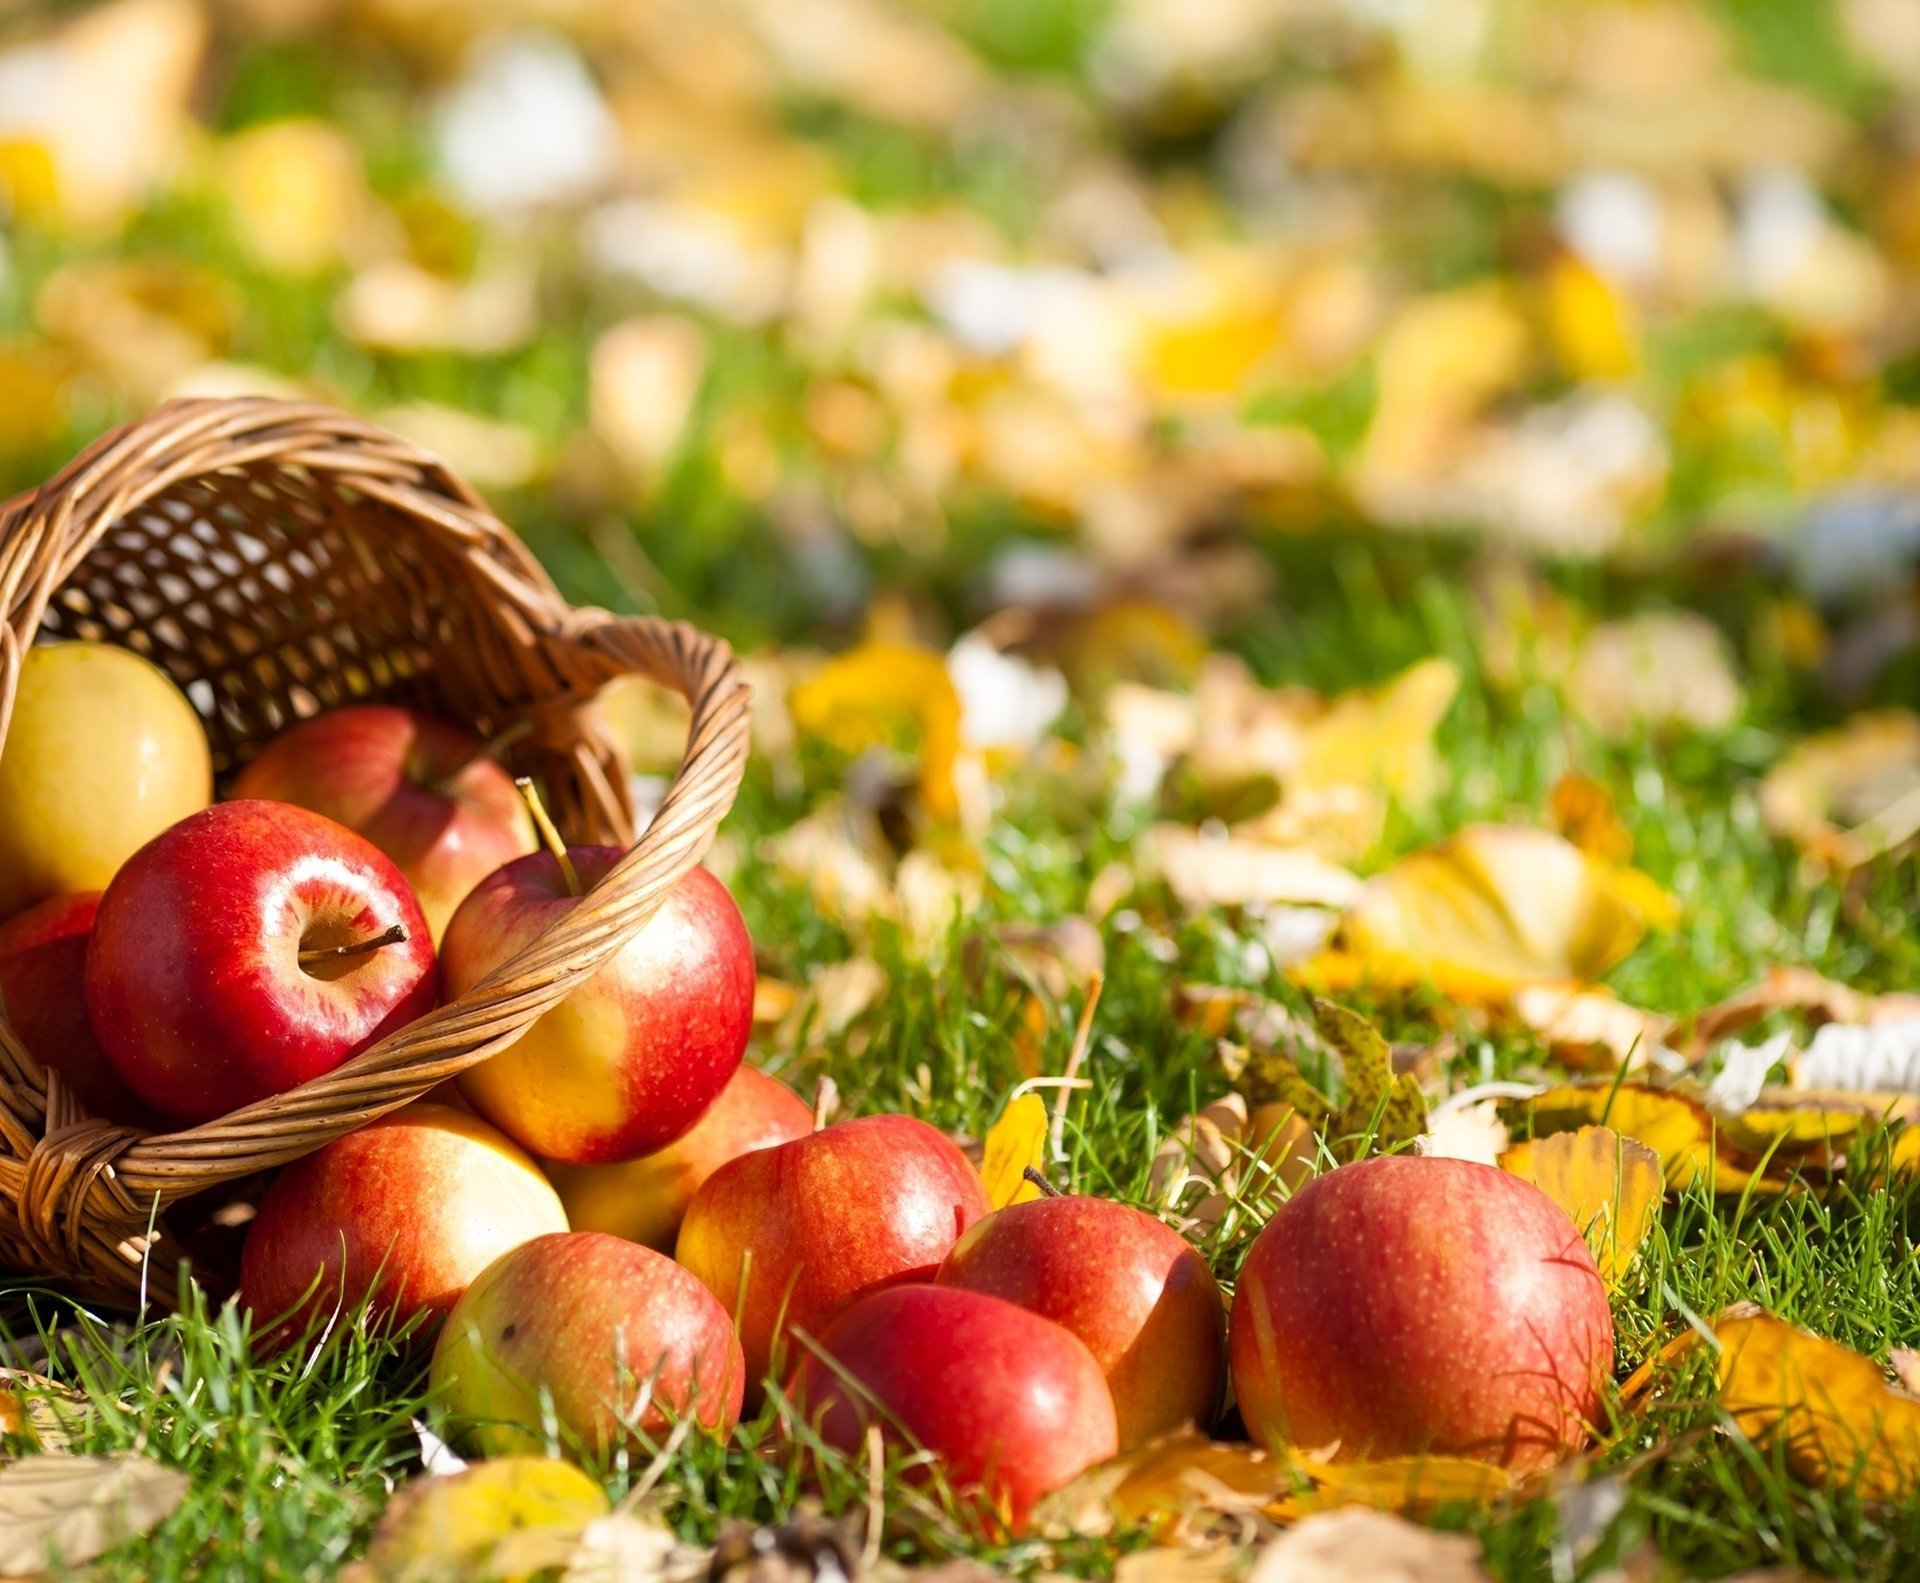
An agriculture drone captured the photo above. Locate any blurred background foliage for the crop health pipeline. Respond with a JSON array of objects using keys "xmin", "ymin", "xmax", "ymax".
[{"xmin": 1, "ymin": 0, "xmax": 1917, "ymax": 660}]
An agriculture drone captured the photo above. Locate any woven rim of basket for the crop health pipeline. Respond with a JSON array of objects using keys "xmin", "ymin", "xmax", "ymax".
[{"xmin": 0, "ymin": 397, "xmax": 752, "ymax": 1289}]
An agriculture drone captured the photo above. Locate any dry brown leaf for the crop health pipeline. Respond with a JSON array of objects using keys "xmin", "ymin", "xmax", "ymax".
[
  {"xmin": 1334, "ymin": 826, "xmax": 1674, "ymax": 1002},
  {"xmin": 1510, "ymin": 984, "xmax": 1674, "ymax": 1072},
  {"xmin": 1247, "ymin": 1507, "xmax": 1490, "ymax": 1583},
  {"xmin": 1567, "ymin": 612, "xmax": 1744, "ymax": 741},
  {"xmin": 1112, "ymin": 1547, "xmax": 1245, "ymax": 1583},
  {"xmin": 1759, "ymin": 709, "xmax": 1920, "ymax": 868},
  {"xmin": 1415, "ymin": 1101, "xmax": 1510, "ymax": 1167},
  {"xmin": 1033, "ymin": 1430, "xmax": 1291, "ymax": 1544},
  {"xmin": 1692, "ymin": 966, "xmax": 1878, "ymax": 1051},
  {"xmin": 1716, "ymin": 1309, "xmax": 1920, "ymax": 1503},
  {"xmin": 0, "ymin": 1370, "xmax": 92, "ymax": 1453},
  {"xmin": 0, "ymin": 1454, "xmax": 189, "ymax": 1577},
  {"xmin": 1498, "ymin": 1127, "xmax": 1661, "ymax": 1288},
  {"xmin": 559, "ymin": 1511, "xmax": 711, "ymax": 1583}
]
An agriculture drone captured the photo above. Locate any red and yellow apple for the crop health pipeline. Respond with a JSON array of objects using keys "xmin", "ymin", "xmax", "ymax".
[
  {"xmin": 1229, "ymin": 1155, "xmax": 1613, "ymax": 1472},
  {"xmin": 86, "ymin": 800, "xmax": 438, "ymax": 1123},
  {"xmin": 0, "ymin": 893, "xmax": 150, "ymax": 1126},
  {"xmin": 789, "ymin": 1285, "xmax": 1118, "ymax": 1533},
  {"xmin": 432, "ymin": 1231, "xmax": 745, "ymax": 1456},
  {"xmin": 676, "ymin": 1113, "xmax": 990, "ymax": 1396},
  {"xmin": 937, "ymin": 1194, "xmax": 1225, "ymax": 1447},
  {"xmin": 0, "ymin": 642, "xmax": 212, "ymax": 919},
  {"xmin": 445, "ymin": 854, "xmax": 752, "ymax": 1165},
  {"xmin": 233, "ymin": 706, "xmax": 535, "ymax": 941},
  {"xmin": 240, "ymin": 1102, "xmax": 567, "ymax": 1341},
  {"xmin": 546, "ymin": 1065, "xmax": 812, "ymax": 1249}
]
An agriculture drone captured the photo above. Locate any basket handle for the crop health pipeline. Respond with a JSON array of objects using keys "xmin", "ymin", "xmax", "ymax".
[{"xmin": 28, "ymin": 611, "xmax": 751, "ymax": 1258}]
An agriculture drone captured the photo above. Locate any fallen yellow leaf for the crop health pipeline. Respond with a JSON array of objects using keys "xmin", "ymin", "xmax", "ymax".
[
  {"xmin": 1031, "ymin": 1429, "xmax": 1290, "ymax": 1544},
  {"xmin": 1759, "ymin": 709, "xmax": 1920, "ymax": 869},
  {"xmin": 1515, "ymin": 1083, "xmax": 1717, "ymax": 1191},
  {"xmin": 348, "ymin": 1458, "xmax": 609, "ymax": 1583},
  {"xmin": 1498, "ymin": 1127, "xmax": 1661, "ymax": 1288},
  {"xmin": 789, "ymin": 641, "xmax": 962, "ymax": 822},
  {"xmin": 979, "ymin": 1093, "xmax": 1050, "ymax": 1209},
  {"xmin": 1717, "ymin": 1310, "xmax": 1920, "ymax": 1503},
  {"xmin": 1341, "ymin": 826, "xmax": 1674, "ymax": 1002},
  {"xmin": 1270, "ymin": 1452, "xmax": 1520, "ymax": 1521}
]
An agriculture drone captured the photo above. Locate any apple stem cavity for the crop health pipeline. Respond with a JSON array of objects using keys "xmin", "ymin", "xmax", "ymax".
[
  {"xmin": 297, "ymin": 921, "xmax": 410, "ymax": 967},
  {"xmin": 436, "ymin": 718, "xmax": 534, "ymax": 794},
  {"xmin": 516, "ymin": 776, "xmax": 582, "ymax": 897},
  {"xmin": 1021, "ymin": 1165, "xmax": 1063, "ymax": 1198}
]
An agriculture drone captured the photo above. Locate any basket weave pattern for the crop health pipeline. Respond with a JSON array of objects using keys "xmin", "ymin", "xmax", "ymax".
[{"xmin": 0, "ymin": 398, "xmax": 751, "ymax": 1305}]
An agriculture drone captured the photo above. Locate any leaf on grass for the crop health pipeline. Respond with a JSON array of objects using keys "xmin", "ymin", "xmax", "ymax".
[
  {"xmin": 0, "ymin": 1454, "xmax": 188, "ymax": 1578},
  {"xmin": 560, "ymin": 1512, "xmax": 711, "ymax": 1583},
  {"xmin": 1246, "ymin": 1507, "xmax": 1490, "ymax": 1583},
  {"xmin": 979, "ymin": 1093, "xmax": 1050, "ymax": 1209},
  {"xmin": 1033, "ymin": 1430, "xmax": 1291, "ymax": 1543},
  {"xmin": 789, "ymin": 642, "xmax": 963, "ymax": 823},
  {"xmin": 1269, "ymin": 1455, "xmax": 1519, "ymax": 1522},
  {"xmin": 1791, "ymin": 1018, "xmax": 1920, "ymax": 1095},
  {"xmin": 1759, "ymin": 709, "xmax": 1920, "ymax": 869},
  {"xmin": 1691, "ymin": 966, "xmax": 1882, "ymax": 1052},
  {"xmin": 1337, "ymin": 826, "xmax": 1674, "ymax": 1002},
  {"xmin": 351, "ymin": 1458, "xmax": 608, "ymax": 1583},
  {"xmin": 0, "ymin": 1371, "xmax": 92, "ymax": 1454},
  {"xmin": 1512, "ymin": 1083, "xmax": 1718, "ymax": 1191},
  {"xmin": 1510, "ymin": 983, "xmax": 1674, "ymax": 1072},
  {"xmin": 1307, "ymin": 998, "xmax": 1428, "ymax": 1160},
  {"xmin": 1112, "ymin": 1547, "xmax": 1245, "ymax": 1583},
  {"xmin": 1151, "ymin": 827, "xmax": 1363, "ymax": 914},
  {"xmin": 1716, "ymin": 1310, "xmax": 1920, "ymax": 1503},
  {"xmin": 1414, "ymin": 1100, "xmax": 1510, "ymax": 1166},
  {"xmin": 1497, "ymin": 1127, "xmax": 1660, "ymax": 1288},
  {"xmin": 1566, "ymin": 611, "xmax": 1744, "ymax": 742},
  {"xmin": 1547, "ymin": 773, "xmax": 1633, "ymax": 864}
]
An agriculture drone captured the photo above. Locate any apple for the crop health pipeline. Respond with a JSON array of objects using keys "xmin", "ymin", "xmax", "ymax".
[
  {"xmin": 676, "ymin": 1113, "xmax": 990, "ymax": 1397},
  {"xmin": 936, "ymin": 1193, "xmax": 1225, "ymax": 1447},
  {"xmin": 432, "ymin": 1230, "xmax": 744, "ymax": 1456},
  {"xmin": 0, "ymin": 642, "xmax": 212, "ymax": 919},
  {"xmin": 546, "ymin": 1065, "xmax": 812, "ymax": 1250},
  {"xmin": 788, "ymin": 1285, "xmax": 1118, "ymax": 1533},
  {"xmin": 444, "ymin": 853, "xmax": 752, "ymax": 1165},
  {"xmin": 233, "ymin": 706, "xmax": 536, "ymax": 942},
  {"xmin": 1229, "ymin": 1155, "xmax": 1613, "ymax": 1472},
  {"xmin": 0, "ymin": 893, "xmax": 150, "ymax": 1126},
  {"xmin": 240, "ymin": 1102, "xmax": 567, "ymax": 1341},
  {"xmin": 86, "ymin": 800, "xmax": 437, "ymax": 1124}
]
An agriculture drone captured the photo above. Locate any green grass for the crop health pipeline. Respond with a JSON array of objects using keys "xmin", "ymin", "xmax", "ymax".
[{"xmin": 5, "ymin": 531, "xmax": 1920, "ymax": 1579}]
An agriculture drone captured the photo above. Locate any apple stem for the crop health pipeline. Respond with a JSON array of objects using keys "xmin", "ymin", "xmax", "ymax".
[
  {"xmin": 516, "ymin": 777, "xmax": 582, "ymax": 897},
  {"xmin": 298, "ymin": 922, "xmax": 410, "ymax": 966},
  {"xmin": 1022, "ymin": 1165, "xmax": 1062, "ymax": 1198},
  {"xmin": 436, "ymin": 718, "xmax": 534, "ymax": 794}
]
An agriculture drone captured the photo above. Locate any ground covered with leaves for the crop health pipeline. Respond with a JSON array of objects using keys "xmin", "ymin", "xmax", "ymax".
[{"xmin": 6, "ymin": 0, "xmax": 1920, "ymax": 1578}]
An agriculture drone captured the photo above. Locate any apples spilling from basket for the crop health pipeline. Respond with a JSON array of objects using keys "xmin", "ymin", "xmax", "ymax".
[{"xmin": 0, "ymin": 640, "xmax": 1618, "ymax": 1534}]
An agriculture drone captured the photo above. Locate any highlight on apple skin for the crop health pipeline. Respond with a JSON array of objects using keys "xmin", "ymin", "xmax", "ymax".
[
  {"xmin": 788, "ymin": 1284, "xmax": 1119, "ymax": 1533},
  {"xmin": 676, "ymin": 1112, "xmax": 990, "ymax": 1399},
  {"xmin": 1229, "ymin": 1154, "xmax": 1615, "ymax": 1473},
  {"xmin": 937, "ymin": 1191, "xmax": 1226, "ymax": 1447},
  {"xmin": 545, "ymin": 1064, "xmax": 812, "ymax": 1250},
  {"xmin": 239, "ymin": 1102, "xmax": 568, "ymax": 1344},
  {"xmin": 444, "ymin": 854, "xmax": 754, "ymax": 1166},
  {"xmin": 432, "ymin": 1231, "xmax": 746, "ymax": 1457},
  {"xmin": 85, "ymin": 799, "xmax": 438, "ymax": 1124}
]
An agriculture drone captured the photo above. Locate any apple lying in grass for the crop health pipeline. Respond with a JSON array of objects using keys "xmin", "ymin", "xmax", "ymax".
[
  {"xmin": 0, "ymin": 642, "xmax": 212, "ymax": 920},
  {"xmin": 233, "ymin": 706, "xmax": 536, "ymax": 942},
  {"xmin": 0, "ymin": 893, "xmax": 150, "ymax": 1126},
  {"xmin": 789, "ymin": 1285, "xmax": 1118, "ymax": 1533},
  {"xmin": 546, "ymin": 1064, "xmax": 812, "ymax": 1250},
  {"xmin": 240, "ymin": 1103, "xmax": 567, "ymax": 1341},
  {"xmin": 677, "ymin": 1113, "xmax": 990, "ymax": 1397},
  {"xmin": 444, "ymin": 851, "xmax": 752, "ymax": 1165},
  {"xmin": 937, "ymin": 1192, "xmax": 1225, "ymax": 1447},
  {"xmin": 86, "ymin": 800, "xmax": 437, "ymax": 1124},
  {"xmin": 432, "ymin": 1231, "xmax": 745, "ymax": 1456},
  {"xmin": 1229, "ymin": 1154, "xmax": 1613, "ymax": 1472}
]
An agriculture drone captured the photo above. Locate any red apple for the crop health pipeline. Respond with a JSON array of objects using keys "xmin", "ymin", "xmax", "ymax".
[
  {"xmin": 937, "ymin": 1194, "xmax": 1225, "ymax": 1447},
  {"xmin": 546, "ymin": 1065, "xmax": 812, "ymax": 1250},
  {"xmin": 0, "ymin": 893, "xmax": 150, "ymax": 1126},
  {"xmin": 233, "ymin": 706, "xmax": 536, "ymax": 942},
  {"xmin": 788, "ymin": 1285, "xmax": 1118, "ymax": 1533},
  {"xmin": 676, "ymin": 1113, "xmax": 990, "ymax": 1398},
  {"xmin": 240, "ymin": 1102, "xmax": 568, "ymax": 1341},
  {"xmin": 432, "ymin": 1231, "xmax": 745, "ymax": 1456},
  {"xmin": 1229, "ymin": 1155, "xmax": 1613, "ymax": 1472},
  {"xmin": 444, "ymin": 853, "xmax": 752, "ymax": 1165},
  {"xmin": 86, "ymin": 800, "xmax": 437, "ymax": 1124}
]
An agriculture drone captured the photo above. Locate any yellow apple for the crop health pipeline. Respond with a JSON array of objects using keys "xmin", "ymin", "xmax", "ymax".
[{"xmin": 0, "ymin": 643, "xmax": 213, "ymax": 918}]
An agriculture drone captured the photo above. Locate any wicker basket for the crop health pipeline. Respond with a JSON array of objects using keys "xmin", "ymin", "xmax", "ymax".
[{"xmin": 0, "ymin": 398, "xmax": 751, "ymax": 1307}]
